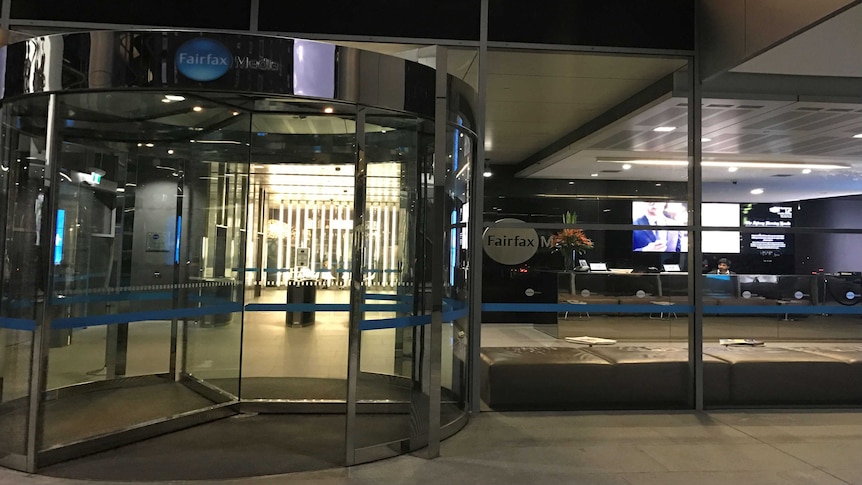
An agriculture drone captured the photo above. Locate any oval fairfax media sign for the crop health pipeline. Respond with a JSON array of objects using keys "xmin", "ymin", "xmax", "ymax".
[
  {"xmin": 176, "ymin": 38, "xmax": 233, "ymax": 82},
  {"xmin": 482, "ymin": 218, "xmax": 539, "ymax": 265}
]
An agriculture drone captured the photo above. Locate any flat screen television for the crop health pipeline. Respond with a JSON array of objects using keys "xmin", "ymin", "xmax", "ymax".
[{"xmin": 632, "ymin": 201, "xmax": 687, "ymax": 252}]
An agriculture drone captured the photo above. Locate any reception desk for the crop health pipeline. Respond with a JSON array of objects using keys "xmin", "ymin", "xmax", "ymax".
[
  {"xmin": 557, "ymin": 271, "xmax": 827, "ymax": 303},
  {"xmin": 558, "ymin": 271, "xmax": 687, "ymax": 298}
]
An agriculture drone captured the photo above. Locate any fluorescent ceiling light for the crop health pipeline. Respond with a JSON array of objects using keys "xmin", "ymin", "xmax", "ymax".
[
  {"xmin": 190, "ymin": 140, "xmax": 243, "ymax": 145},
  {"xmin": 854, "ymin": 134, "xmax": 862, "ymax": 138},
  {"xmin": 727, "ymin": 166, "xmax": 738, "ymax": 172},
  {"xmin": 622, "ymin": 164, "xmax": 632, "ymax": 170},
  {"xmin": 597, "ymin": 159, "xmax": 850, "ymax": 170},
  {"xmin": 653, "ymin": 126, "xmax": 676, "ymax": 132},
  {"xmin": 802, "ymin": 168, "xmax": 812, "ymax": 174},
  {"xmin": 164, "ymin": 95, "xmax": 185, "ymax": 102},
  {"xmin": 701, "ymin": 137, "xmax": 712, "ymax": 142},
  {"xmin": 750, "ymin": 188, "xmax": 764, "ymax": 195}
]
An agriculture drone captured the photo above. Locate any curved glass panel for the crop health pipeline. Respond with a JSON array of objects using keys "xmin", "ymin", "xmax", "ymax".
[
  {"xmin": 0, "ymin": 95, "xmax": 48, "ymax": 465},
  {"xmin": 0, "ymin": 32, "xmax": 472, "ymax": 473}
]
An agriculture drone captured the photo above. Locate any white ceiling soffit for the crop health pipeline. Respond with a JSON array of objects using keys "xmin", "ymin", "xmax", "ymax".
[
  {"xmin": 484, "ymin": 51, "xmax": 687, "ymax": 164},
  {"xmin": 524, "ymin": 93, "xmax": 862, "ymax": 202},
  {"xmin": 732, "ymin": 3, "xmax": 862, "ymax": 77}
]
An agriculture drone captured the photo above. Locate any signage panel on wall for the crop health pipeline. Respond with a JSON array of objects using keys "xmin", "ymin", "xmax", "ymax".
[
  {"xmin": 483, "ymin": 218, "xmax": 539, "ymax": 265},
  {"xmin": 167, "ymin": 33, "xmax": 295, "ymax": 93}
]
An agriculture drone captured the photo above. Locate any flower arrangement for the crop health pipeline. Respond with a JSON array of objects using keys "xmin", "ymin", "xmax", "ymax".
[
  {"xmin": 551, "ymin": 211, "xmax": 594, "ymax": 253},
  {"xmin": 551, "ymin": 211, "xmax": 594, "ymax": 270}
]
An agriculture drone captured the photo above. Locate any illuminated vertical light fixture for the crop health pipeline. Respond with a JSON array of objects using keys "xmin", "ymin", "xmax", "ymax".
[
  {"xmin": 327, "ymin": 204, "xmax": 335, "ymax": 271},
  {"xmin": 368, "ymin": 204, "xmax": 377, "ymax": 285},
  {"xmin": 278, "ymin": 200, "xmax": 285, "ymax": 286},
  {"xmin": 335, "ymin": 205, "xmax": 343, "ymax": 273},
  {"xmin": 391, "ymin": 203, "xmax": 402, "ymax": 286},
  {"xmin": 247, "ymin": 201, "xmax": 255, "ymax": 286},
  {"xmin": 294, "ymin": 203, "xmax": 303, "ymax": 276},
  {"xmin": 301, "ymin": 204, "xmax": 309, "ymax": 268},
  {"xmin": 310, "ymin": 204, "xmax": 318, "ymax": 272},
  {"xmin": 285, "ymin": 199, "xmax": 293, "ymax": 273},
  {"xmin": 381, "ymin": 202, "xmax": 390, "ymax": 286},
  {"xmin": 345, "ymin": 207, "xmax": 353, "ymax": 279}
]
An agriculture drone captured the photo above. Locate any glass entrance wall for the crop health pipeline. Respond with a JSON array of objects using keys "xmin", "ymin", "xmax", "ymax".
[{"xmin": 0, "ymin": 31, "xmax": 475, "ymax": 472}]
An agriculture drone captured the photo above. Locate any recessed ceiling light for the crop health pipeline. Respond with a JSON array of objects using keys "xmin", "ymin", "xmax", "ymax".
[
  {"xmin": 323, "ymin": 107, "xmax": 334, "ymax": 114},
  {"xmin": 192, "ymin": 106, "xmax": 203, "ymax": 112},
  {"xmin": 597, "ymin": 159, "xmax": 850, "ymax": 170},
  {"xmin": 161, "ymin": 99, "xmax": 172, "ymax": 103},
  {"xmin": 854, "ymin": 134, "xmax": 862, "ymax": 138},
  {"xmin": 232, "ymin": 111, "xmax": 240, "ymax": 116},
  {"xmin": 167, "ymin": 149, "xmax": 174, "ymax": 155},
  {"xmin": 145, "ymin": 143, "xmax": 154, "ymax": 147},
  {"xmin": 727, "ymin": 166, "xmax": 738, "ymax": 172},
  {"xmin": 750, "ymin": 188, "xmax": 764, "ymax": 195},
  {"xmin": 568, "ymin": 181, "xmax": 574, "ymax": 185},
  {"xmin": 655, "ymin": 183, "xmax": 662, "ymax": 186},
  {"xmin": 622, "ymin": 164, "xmax": 632, "ymax": 170},
  {"xmin": 653, "ymin": 126, "xmax": 676, "ymax": 132},
  {"xmin": 590, "ymin": 173, "xmax": 599, "ymax": 177},
  {"xmin": 701, "ymin": 137, "xmax": 712, "ymax": 142},
  {"xmin": 483, "ymin": 171, "xmax": 492, "ymax": 178},
  {"xmin": 802, "ymin": 168, "xmax": 812, "ymax": 174},
  {"xmin": 165, "ymin": 95, "xmax": 185, "ymax": 102}
]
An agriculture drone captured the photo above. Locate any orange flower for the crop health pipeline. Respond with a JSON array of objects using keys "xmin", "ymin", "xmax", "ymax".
[{"xmin": 551, "ymin": 228, "xmax": 594, "ymax": 251}]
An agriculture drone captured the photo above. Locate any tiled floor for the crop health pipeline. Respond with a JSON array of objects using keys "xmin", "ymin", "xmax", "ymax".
[
  {"xmin": 5, "ymin": 290, "xmax": 862, "ymax": 483},
  {"xmin": 4, "ymin": 410, "xmax": 862, "ymax": 484}
]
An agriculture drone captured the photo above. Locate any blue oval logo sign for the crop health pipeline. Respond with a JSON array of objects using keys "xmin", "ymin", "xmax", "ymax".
[{"xmin": 176, "ymin": 38, "xmax": 232, "ymax": 82}]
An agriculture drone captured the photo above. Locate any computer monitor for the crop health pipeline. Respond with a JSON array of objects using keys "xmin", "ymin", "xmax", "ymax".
[
  {"xmin": 588, "ymin": 262, "xmax": 608, "ymax": 271},
  {"xmin": 704, "ymin": 273, "xmax": 737, "ymax": 298},
  {"xmin": 662, "ymin": 264, "xmax": 680, "ymax": 272}
]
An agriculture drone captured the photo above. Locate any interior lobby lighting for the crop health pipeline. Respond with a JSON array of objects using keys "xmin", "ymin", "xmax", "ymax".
[
  {"xmin": 483, "ymin": 171, "xmax": 492, "ymax": 177},
  {"xmin": 590, "ymin": 173, "xmax": 599, "ymax": 177},
  {"xmin": 701, "ymin": 137, "xmax": 712, "ymax": 142},
  {"xmin": 190, "ymin": 140, "xmax": 243, "ymax": 145},
  {"xmin": 323, "ymin": 107, "xmax": 334, "ymax": 113},
  {"xmin": 167, "ymin": 149, "xmax": 174, "ymax": 155},
  {"xmin": 854, "ymin": 134, "xmax": 862, "ymax": 138},
  {"xmin": 621, "ymin": 164, "xmax": 632, "ymax": 170},
  {"xmin": 568, "ymin": 181, "xmax": 574, "ymax": 184},
  {"xmin": 653, "ymin": 126, "xmax": 676, "ymax": 132},
  {"xmin": 145, "ymin": 143, "xmax": 154, "ymax": 147},
  {"xmin": 192, "ymin": 106, "xmax": 203, "ymax": 112},
  {"xmin": 727, "ymin": 166, "xmax": 738, "ymax": 172},
  {"xmin": 750, "ymin": 188, "xmax": 765, "ymax": 195},
  {"xmin": 802, "ymin": 168, "xmax": 812, "ymax": 174},
  {"xmin": 165, "ymin": 95, "xmax": 185, "ymax": 101},
  {"xmin": 598, "ymin": 159, "xmax": 850, "ymax": 170}
]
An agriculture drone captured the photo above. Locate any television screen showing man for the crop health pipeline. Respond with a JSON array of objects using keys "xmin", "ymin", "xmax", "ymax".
[{"xmin": 632, "ymin": 201, "xmax": 685, "ymax": 252}]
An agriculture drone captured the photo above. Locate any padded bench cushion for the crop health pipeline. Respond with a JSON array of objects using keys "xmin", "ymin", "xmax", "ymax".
[
  {"xmin": 480, "ymin": 347, "xmax": 612, "ymax": 408},
  {"xmin": 584, "ymin": 346, "xmax": 729, "ymax": 404},
  {"xmin": 703, "ymin": 346, "xmax": 860, "ymax": 403}
]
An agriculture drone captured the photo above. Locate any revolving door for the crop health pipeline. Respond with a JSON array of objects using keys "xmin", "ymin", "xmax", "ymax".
[{"xmin": 0, "ymin": 31, "xmax": 475, "ymax": 473}]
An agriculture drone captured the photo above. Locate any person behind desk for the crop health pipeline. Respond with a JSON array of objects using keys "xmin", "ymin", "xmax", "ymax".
[
  {"xmin": 712, "ymin": 257, "xmax": 734, "ymax": 275},
  {"xmin": 633, "ymin": 201, "xmax": 681, "ymax": 252}
]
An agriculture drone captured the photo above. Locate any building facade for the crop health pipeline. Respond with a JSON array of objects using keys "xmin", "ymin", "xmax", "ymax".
[{"xmin": 2, "ymin": 0, "xmax": 862, "ymax": 476}]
